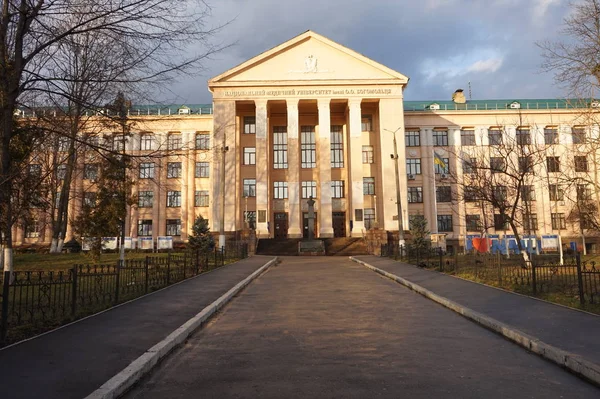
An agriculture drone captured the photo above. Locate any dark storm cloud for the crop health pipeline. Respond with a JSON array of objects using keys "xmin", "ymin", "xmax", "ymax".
[{"xmin": 166, "ymin": 0, "xmax": 570, "ymax": 104}]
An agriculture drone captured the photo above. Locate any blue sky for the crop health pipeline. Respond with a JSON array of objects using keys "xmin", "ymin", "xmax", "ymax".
[{"xmin": 166, "ymin": 0, "xmax": 570, "ymax": 104}]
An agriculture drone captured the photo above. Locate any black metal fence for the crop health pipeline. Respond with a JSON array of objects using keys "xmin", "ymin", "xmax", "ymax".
[
  {"xmin": 380, "ymin": 243, "xmax": 600, "ymax": 308},
  {"xmin": 0, "ymin": 244, "xmax": 248, "ymax": 346}
]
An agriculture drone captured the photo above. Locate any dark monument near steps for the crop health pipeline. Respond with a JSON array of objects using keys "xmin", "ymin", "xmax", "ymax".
[{"xmin": 298, "ymin": 196, "xmax": 325, "ymax": 255}]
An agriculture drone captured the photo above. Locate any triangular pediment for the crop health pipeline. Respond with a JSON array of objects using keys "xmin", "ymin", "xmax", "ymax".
[{"xmin": 209, "ymin": 31, "xmax": 408, "ymax": 87}]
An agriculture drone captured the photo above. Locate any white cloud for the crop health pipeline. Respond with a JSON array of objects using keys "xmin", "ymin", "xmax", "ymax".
[{"xmin": 467, "ymin": 57, "xmax": 504, "ymax": 73}]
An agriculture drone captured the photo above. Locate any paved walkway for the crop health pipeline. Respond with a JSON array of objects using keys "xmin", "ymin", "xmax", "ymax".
[
  {"xmin": 0, "ymin": 256, "xmax": 276, "ymax": 399},
  {"xmin": 126, "ymin": 257, "xmax": 599, "ymax": 399},
  {"xmin": 354, "ymin": 255, "xmax": 600, "ymax": 366}
]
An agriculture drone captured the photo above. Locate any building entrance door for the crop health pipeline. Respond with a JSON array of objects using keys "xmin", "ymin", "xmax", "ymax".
[
  {"xmin": 274, "ymin": 213, "xmax": 288, "ymax": 239},
  {"xmin": 332, "ymin": 212, "xmax": 346, "ymax": 237},
  {"xmin": 302, "ymin": 212, "xmax": 317, "ymax": 239}
]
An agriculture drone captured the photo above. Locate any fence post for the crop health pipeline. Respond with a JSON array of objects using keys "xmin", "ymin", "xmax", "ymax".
[
  {"xmin": 183, "ymin": 252, "xmax": 187, "ymax": 280},
  {"xmin": 114, "ymin": 263, "xmax": 121, "ymax": 306},
  {"xmin": 71, "ymin": 266, "xmax": 78, "ymax": 317},
  {"xmin": 144, "ymin": 256, "xmax": 149, "ymax": 294},
  {"xmin": 1, "ymin": 271, "xmax": 10, "ymax": 345},
  {"xmin": 213, "ymin": 247, "xmax": 217, "ymax": 267},
  {"xmin": 576, "ymin": 253, "xmax": 585, "ymax": 305},
  {"xmin": 531, "ymin": 262, "xmax": 537, "ymax": 296},
  {"xmin": 167, "ymin": 251, "xmax": 171, "ymax": 285}
]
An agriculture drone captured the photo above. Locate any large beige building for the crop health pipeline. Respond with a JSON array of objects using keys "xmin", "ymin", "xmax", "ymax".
[{"xmin": 15, "ymin": 31, "xmax": 600, "ymax": 253}]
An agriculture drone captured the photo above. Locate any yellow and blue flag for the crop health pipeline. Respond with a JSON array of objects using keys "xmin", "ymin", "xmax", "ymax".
[{"xmin": 433, "ymin": 151, "xmax": 447, "ymax": 169}]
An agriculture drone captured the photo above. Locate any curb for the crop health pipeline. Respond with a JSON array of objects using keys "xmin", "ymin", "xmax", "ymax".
[
  {"xmin": 350, "ymin": 256, "xmax": 600, "ymax": 387},
  {"xmin": 85, "ymin": 256, "xmax": 278, "ymax": 399}
]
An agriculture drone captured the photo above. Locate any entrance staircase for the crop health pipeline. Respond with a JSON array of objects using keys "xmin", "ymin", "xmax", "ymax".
[{"xmin": 255, "ymin": 237, "xmax": 368, "ymax": 256}]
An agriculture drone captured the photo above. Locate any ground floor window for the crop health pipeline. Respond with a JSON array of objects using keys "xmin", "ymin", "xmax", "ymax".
[
  {"xmin": 437, "ymin": 215, "xmax": 453, "ymax": 232},
  {"xmin": 166, "ymin": 219, "xmax": 181, "ymax": 236},
  {"xmin": 364, "ymin": 208, "xmax": 375, "ymax": 229},
  {"xmin": 138, "ymin": 220, "xmax": 153, "ymax": 236}
]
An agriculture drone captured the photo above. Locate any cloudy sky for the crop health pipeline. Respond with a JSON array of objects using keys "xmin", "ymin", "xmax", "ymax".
[{"xmin": 168, "ymin": 0, "xmax": 570, "ymax": 104}]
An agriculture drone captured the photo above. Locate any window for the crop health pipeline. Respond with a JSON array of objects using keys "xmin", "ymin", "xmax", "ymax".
[
  {"xmin": 408, "ymin": 187, "xmax": 423, "ymax": 203},
  {"xmin": 330, "ymin": 126, "xmax": 344, "ymax": 168},
  {"xmin": 572, "ymin": 127, "xmax": 586, "ymax": 144},
  {"xmin": 523, "ymin": 213, "xmax": 538, "ymax": 231},
  {"xmin": 466, "ymin": 215, "xmax": 481, "ymax": 232},
  {"xmin": 195, "ymin": 132, "xmax": 210, "ymax": 150},
  {"xmin": 577, "ymin": 184, "xmax": 592, "ymax": 202},
  {"xmin": 405, "ymin": 130, "xmax": 420, "ymax": 147},
  {"xmin": 166, "ymin": 191, "xmax": 181, "ymax": 207},
  {"xmin": 544, "ymin": 127, "xmax": 558, "ymax": 145},
  {"xmin": 331, "ymin": 181, "xmax": 344, "ymax": 199},
  {"xmin": 195, "ymin": 162, "xmax": 209, "ymax": 178},
  {"xmin": 138, "ymin": 191, "xmax": 154, "ymax": 208},
  {"xmin": 166, "ymin": 219, "xmax": 181, "ymax": 236},
  {"xmin": 301, "ymin": 126, "xmax": 316, "ymax": 168},
  {"xmin": 437, "ymin": 215, "xmax": 453, "ymax": 232},
  {"xmin": 406, "ymin": 159, "xmax": 422, "ymax": 175},
  {"xmin": 493, "ymin": 185, "xmax": 507, "ymax": 203},
  {"xmin": 551, "ymin": 213, "xmax": 566, "ymax": 230},
  {"xmin": 488, "ymin": 128, "xmax": 503, "ymax": 145},
  {"xmin": 547, "ymin": 156, "xmax": 560, "ymax": 173},
  {"xmin": 139, "ymin": 162, "xmax": 155, "ymax": 179},
  {"xmin": 363, "ymin": 177, "xmax": 375, "ymax": 195},
  {"xmin": 362, "ymin": 145, "xmax": 374, "ymax": 164},
  {"xmin": 87, "ymin": 135, "xmax": 100, "ymax": 148},
  {"xmin": 167, "ymin": 162, "xmax": 182, "ymax": 178},
  {"xmin": 83, "ymin": 192, "xmax": 97, "ymax": 208},
  {"xmin": 518, "ymin": 156, "xmax": 532, "ymax": 174},
  {"xmin": 574, "ymin": 156, "xmax": 588, "ymax": 172},
  {"xmin": 167, "ymin": 134, "xmax": 182, "ymax": 150},
  {"xmin": 463, "ymin": 158, "xmax": 476, "ymax": 174},
  {"xmin": 112, "ymin": 135, "xmax": 125, "ymax": 152},
  {"xmin": 195, "ymin": 190, "xmax": 209, "ymax": 207},
  {"xmin": 243, "ymin": 116, "xmax": 256, "ymax": 134},
  {"xmin": 494, "ymin": 214, "xmax": 509, "ymax": 230},
  {"xmin": 140, "ymin": 134, "xmax": 154, "ymax": 151},
  {"xmin": 516, "ymin": 128, "xmax": 531, "ymax": 145},
  {"xmin": 464, "ymin": 187, "xmax": 479, "ymax": 202},
  {"xmin": 138, "ymin": 220, "xmax": 153, "ymax": 236},
  {"xmin": 361, "ymin": 115, "xmax": 372, "ymax": 132},
  {"xmin": 243, "ymin": 147, "xmax": 256, "ymax": 165},
  {"xmin": 273, "ymin": 126, "xmax": 288, "ymax": 169},
  {"xmin": 549, "ymin": 184, "xmax": 564, "ymax": 201},
  {"xmin": 274, "ymin": 181, "xmax": 288, "ymax": 199},
  {"xmin": 364, "ymin": 208, "xmax": 375, "ymax": 229},
  {"xmin": 58, "ymin": 136, "xmax": 70, "ymax": 152},
  {"xmin": 25, "ymin": 220, "xmax": 40, "ymax": 238},
  {"xmin": 521, "ymin": 185, "xmax": 535, "ymax": 201},
  {"xmin": 490, "ymin": 157, "xmax": 505, "ymax": 173},
  {"xmin": 83, "ymin": 163, "xmax": 98, "ymax": 180},
  {"xmin": 436, "ymin": 186, "xmax": 452, "ymax": 202},
  {"xmin": 29, "ymin": 164, "xmax": 42, "ymax": 178},
  {"xmin": 434, "ymin": 158, "xmax": 450, "ymax": 174},
  {"xmin": 56, "ymin": 164, "xmax": 67, "ymax": 180},
  {"xmin": 433, "ymin": 129, "xmax": 448, "ymax": 146},
  {"xmin": 460, "ymin": 129, "xmax": 475, "ymax": 146},
  {"xmin": 301, "ymin": 181, "xmax": 317, "ymax": 199},
  {"xmin": 243, "ymin": 179, "xmax": 256, "ymax": 197}
]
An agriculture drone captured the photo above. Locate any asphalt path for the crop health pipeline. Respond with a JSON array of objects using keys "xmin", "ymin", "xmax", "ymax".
[{"xmin": 125, "ymin": 256, "xmax": 599, "ymax": 399}]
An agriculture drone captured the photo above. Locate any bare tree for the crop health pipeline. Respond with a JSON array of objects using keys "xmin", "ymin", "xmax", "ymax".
[{"xmin": 0, "ymin": 1, "xmax": 224, "ymax": 273}]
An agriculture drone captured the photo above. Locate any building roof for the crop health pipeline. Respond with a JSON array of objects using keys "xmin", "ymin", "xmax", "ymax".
[{"xmin": 403, "ymin": 99, "xmax": 594, "ymax": 112}]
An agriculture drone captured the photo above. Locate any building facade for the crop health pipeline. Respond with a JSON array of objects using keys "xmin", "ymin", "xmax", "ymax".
[{"xmin": 15, "ymin": 31, "xmax": 600, "ymax": 253}]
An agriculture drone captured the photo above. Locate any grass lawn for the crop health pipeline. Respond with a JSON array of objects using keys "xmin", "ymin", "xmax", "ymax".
[{"xmin": 12, "ymin": 252, "xmax": 169, "ymax": 272}]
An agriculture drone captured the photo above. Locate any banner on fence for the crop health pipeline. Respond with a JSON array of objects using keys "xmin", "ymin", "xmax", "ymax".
[
  {"xmin": 157, "ymin": 236, "xmax": 173, "ymax": 250},
  {"xmin": 124, "ymin": 237, "xmax": 136, "ymax": 250},
  {"xmin": 541, "ymin": 235, "xmax": 559, "ymax": 250},
  {"xmin": 81, "ymin": 237, "xmax": 94, "ymax": 251},
  {"xmin": 138, "ymin": 237, "xmax": 154, "ymax": 250},
  {"xmin": 101, "ymin": 237, "xmax": 118, "ymax": 250}
]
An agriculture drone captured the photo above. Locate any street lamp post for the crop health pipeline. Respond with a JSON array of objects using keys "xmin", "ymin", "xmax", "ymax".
[
  {"xmin": 218, "ymin": 134, "xmax": 229, "ymax": 250},
  {"xmin": 384, "ymin": 127, "xmax": 406, "ymax": 253}
]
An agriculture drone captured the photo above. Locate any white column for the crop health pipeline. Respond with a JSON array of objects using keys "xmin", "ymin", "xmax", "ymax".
[
  {"xmin": 348, "ymin": 98, "xmax": 364, "ymax": 236},
  {"xmin": 318, "ymin": 98, "xmax": 334, "ymax": 237},
  {"xmin": 287, "ymin": 99, "xmax": 302, "ymax": 238},
  {"xmin": 255, "ymin": 100, "xmax": 269, "ymax": 234},
  {"xmin": 180, "ymin": 131, "xmax": 190, "ymax": 240}
]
